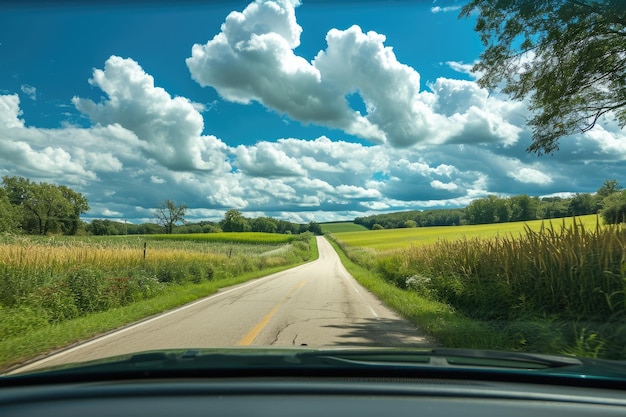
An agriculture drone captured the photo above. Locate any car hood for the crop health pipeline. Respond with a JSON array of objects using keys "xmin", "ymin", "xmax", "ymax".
[{"xmin": 4, "ymin": 347, "xmax": 626, "ymax": 388}]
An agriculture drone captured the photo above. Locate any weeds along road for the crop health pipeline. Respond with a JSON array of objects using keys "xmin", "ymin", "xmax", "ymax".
[{"xmin": 14, "ymin": 236, "xmax": 434, "ymax": 373}]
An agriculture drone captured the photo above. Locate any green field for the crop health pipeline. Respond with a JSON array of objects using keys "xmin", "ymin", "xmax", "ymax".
[
  {"xmin": 330, "ymin": 214, "xmax": 626, "ymax": 359},
  {"xmin": 146, "ymin": 232, "xmax": 297, "ymax": 244},
  {"xmin": 0, "ymin": 232, "xmax": 317, "ymax": 370},
  {"xmin": 332, "ymin": 214, "xmax": 602, "ymax": 250},
  {"xmin": 321, "ymin": 222, "xmax": 368, "ymax": 233}
]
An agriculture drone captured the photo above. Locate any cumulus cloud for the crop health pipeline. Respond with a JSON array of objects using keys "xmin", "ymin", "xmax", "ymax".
[
  {"xmin": 234, "ymin": 142, "xmax": 306, "ymax": 177},
  {"xmin": 508, "ymin": 167, "xmax": 553, "ymax": 185},
  {"xmin": 73, "ymin": 56, "xmax": 230, "ymax": 172},
  {"xmin": 1, "ymin": 89, "xmax": 622, "ymax": 222},
  {"xmin": 187, "ymin": 0, "xmax": 522, "ymax": 148},
  {"xmin": 1, "ymin": 0, "xmax": 623, "ymax": 223},
  {"xmin": 0, "ymin": 94, "xmax": 24, "ymax": 128}
]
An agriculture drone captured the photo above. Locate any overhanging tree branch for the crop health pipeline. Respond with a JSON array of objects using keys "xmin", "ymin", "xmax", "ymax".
[{"xmin": 461, "ymin": 0, "xmax": 626, "ymax": 154}]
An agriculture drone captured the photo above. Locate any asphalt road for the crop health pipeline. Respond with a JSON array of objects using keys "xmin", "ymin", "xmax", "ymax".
[{"xmin": 13, "ymin": 236, "xmax": 434, "ymax": 373}]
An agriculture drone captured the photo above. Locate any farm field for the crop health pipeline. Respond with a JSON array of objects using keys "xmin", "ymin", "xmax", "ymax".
[
  {"xmin": 332, "ymin": 214, "xmax": 602, "ymax": 250},
  {"xmin": 0, "ymin": 232, "xmax": 316, "ymax": 368},
  {"xmin": 146, "ymin": 232, "xmax": 297, "ymax": 244},
  {"xmin": 321, "ymin": 222, "xmax": 368, "ymax": 233},
  {"xmin": 329, "ymin": 214, "xmax": 626, "ymax": 359}
]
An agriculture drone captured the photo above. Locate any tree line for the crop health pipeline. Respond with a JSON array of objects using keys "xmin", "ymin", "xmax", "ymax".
[
  {"xmin": 87, "ymin": 206, "xmax": 322, "ymax": 236},
  {"xmin": 0, "ymin": 176, "xmax": 89, "ymax": 235},
  {"xmin": 356, "ymin": 180, "xmax": 626, "ymax": 230},
  {"xmin": 3, "ymin": 175, "xmax": 624, "ymax": 235}
]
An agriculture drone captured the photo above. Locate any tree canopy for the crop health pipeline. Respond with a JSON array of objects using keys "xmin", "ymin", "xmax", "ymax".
[
  {"xmin": 153, "ymin": 200, "xmax": 187, "ymax": 234},
  {"xmin": 1, "ymin": 176, "xmax": 90, "ymax": 235},
  {"xmin": 461, "ymin": 0, "xmax": 626, "ymax": 154}
]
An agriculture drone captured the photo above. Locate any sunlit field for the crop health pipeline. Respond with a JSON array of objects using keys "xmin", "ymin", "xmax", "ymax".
[
  {"xmin": 330, "ymin": 215, "xmax": 626, "ymax": 359},
  {"xmin": 0, "ymin": 233, "xmax": 314, "ymax": 354},
  {"xmin": 332, "ymin": 214, "xmax": 602, "ymax": 250},
  {"xmin": 321, "ymin": 222, "xmax": 368, "ymax": 233}
]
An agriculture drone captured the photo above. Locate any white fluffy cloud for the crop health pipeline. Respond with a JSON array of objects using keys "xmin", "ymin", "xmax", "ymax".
[
  {"xmin": 73, "ymin": 56, "xmax": 230, "ymax": 172},
  {"xmin": 234, "ymin": 142, "xmax": 306, "ymax": 177},
  {"xmin": 187, "ymin": 0, "xmax": 522, "ymax": 148},
  {"xmin": 1, "ymin": 0, "xmax": 624, "ymax": 223},
  {"xmin": 0, "ymin": 94, "xmax": 24, "ymax": 128},
  {"xmin": 1, "ymin": 86, "xmax": 624, "ymax": 222}
]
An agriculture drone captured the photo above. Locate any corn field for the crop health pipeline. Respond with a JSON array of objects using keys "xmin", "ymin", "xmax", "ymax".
[{"xmin": 336, "ymin": 220, "xmax": 626, "ymax": 358}]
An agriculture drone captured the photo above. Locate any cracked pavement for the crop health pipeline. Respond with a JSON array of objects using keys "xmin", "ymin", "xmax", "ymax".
[{"xmin": 16, "ymin": 236, "xmax": 436, "ymax": 373}]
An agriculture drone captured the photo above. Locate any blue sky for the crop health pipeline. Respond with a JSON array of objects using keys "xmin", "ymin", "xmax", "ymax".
[{"xmin": 1, "ymin": 0, "xmax": 624, "ymax": 223}]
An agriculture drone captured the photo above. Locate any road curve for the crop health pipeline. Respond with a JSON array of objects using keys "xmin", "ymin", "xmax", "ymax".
[{"xmin": 13, "ymin": 236, "xmax": 435, "ymax": 373}]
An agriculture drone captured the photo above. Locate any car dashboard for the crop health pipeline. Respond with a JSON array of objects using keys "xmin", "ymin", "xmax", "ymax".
[{"xmin": 2, "ymin": 376, "xmax": 626, "ymax": 417}]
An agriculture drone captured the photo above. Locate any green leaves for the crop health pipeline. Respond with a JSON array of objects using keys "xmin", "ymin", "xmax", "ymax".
[
  {"xmin": 461, "ymin": 0, "xmax": 626, "ymax": 154},
  {"xmin": 1, "ymin": 176, "xmax": 89, "ymax": 235}
]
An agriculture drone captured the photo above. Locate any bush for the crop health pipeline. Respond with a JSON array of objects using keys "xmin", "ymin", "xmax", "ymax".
[
  {"xmin": 0, "ymin": 306, "xmax": 49, "ymax": 339},
  {"xmin": 600, "ymin": 191, "xmax": 626, "ymax": 224},
  {"xmin": 65, "ymin": 268, "xmax": 112, "ymax": 313},
  {"xmin": 34, "ymin": 281, "xmax": 80, "ymax": 323}
]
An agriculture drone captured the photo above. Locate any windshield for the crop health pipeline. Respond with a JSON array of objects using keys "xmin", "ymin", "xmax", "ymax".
[{"xmin": 1, "ymin": 0, "xmax": 625, "ymax": 377}]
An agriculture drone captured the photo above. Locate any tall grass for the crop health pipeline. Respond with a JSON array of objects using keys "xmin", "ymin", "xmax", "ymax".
[
  {"xmin": 333, "ymin": 220, "xmax": 626, "ymax": 359},
  {"xmin": 0, "ymin": 233, "xmax": 314, "ymax": 341}
]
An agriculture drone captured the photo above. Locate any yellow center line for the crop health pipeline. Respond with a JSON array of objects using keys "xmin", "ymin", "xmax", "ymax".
[{"xmin": 236, "ymin": 280, "xmax": 307, "ymax": 346}]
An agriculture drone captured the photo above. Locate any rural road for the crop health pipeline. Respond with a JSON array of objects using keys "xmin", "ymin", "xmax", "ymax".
[{"xmin": 12, "ymin": 236, "xmax": 434, "ymax": 373}]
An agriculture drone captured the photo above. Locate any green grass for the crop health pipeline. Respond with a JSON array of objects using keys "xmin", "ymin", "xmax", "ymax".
[
  {"xmin": 0, "ymin": 236, "xmax": 318, "ymax": 370},
  {"xmin": 325, "ymin": 237, "xmax": 512, "ymax": 350},
  {"xmin": 330, "ymin": 217, "xmax": 626, "ymax": 359},
  {"xmin": 0, "ymin": 263, "xmax": 312, "ymax": 372},
  {"xmin": 320, "ymin": 222, "xmax": 368, "ymax": 233},
  {"xmin": 332, "ymin": 215, "xmax": 602, "ymax": 250}
]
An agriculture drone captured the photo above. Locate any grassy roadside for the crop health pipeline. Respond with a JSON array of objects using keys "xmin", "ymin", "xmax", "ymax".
[
  {"xmin": 325, "ymin": 236, "xmax": 515, "ymax": 351},
  {"xmin": 0, "ymin": 237, "xmax": 319, "ymax": 372}
]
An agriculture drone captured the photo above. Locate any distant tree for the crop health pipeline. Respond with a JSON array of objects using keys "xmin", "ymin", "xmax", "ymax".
[
  {"xmin": 466, "ymin": 195, "xmax": 501, "ymax": 224},
  {"xmin": 404, "ymin": 220, "xmax": 417, "ymax": 228},
  {"xmin": 2, "ymin": 176, "xmax": 90, "ymax": 235},
  {"xmin": 537, "ymin": 196, "xmax": 570, "ymax": 219},
  {"xmin": 87, "ymin": 219, "xmax": 123, "ymax": 236},
  {"xmin": 372, "ymin": 224, "xmax": 384, "ymax": 230},
  {"xmin": 0, "ymin": 188, "xmax": 22, "ymax": 233},
  {"xmin": 596, "ymin": 179, "xmax": 622, "ymax": 198},
  {"xmin": 461, "ymin": 1, "xmax": 626, "ymax": 154},
  {"xmin": 568, "ymin": 193, "xmax": 596, "ymax": 216},
  {"xmin": 221, "ymin": 209, "xmax": 250, "ymax": 232},
  {"xmin": 202, "ymin": 224, "xmax": 222, "ymax": 233},
  {"xmin": 600, "ymin": 190, "xmax": 626, "ymax": 224},
  {"xmin": 29, "ymin": 183, "xmax": 74, "ymax": 235},
  {"xmin": 276, "ymin": 219, "xmax": 299, "ymax": 234},
  {"xmin": 58, "ymin": 185, "xmax": 90, "ymax": 235},
  {"xmin": 154, "ymin": 200, "xmax": 187, "ymax": 234},
  {"xmin": 87, "ymin": 219, "xmax": 108, "ymax": 236},
  {"xmin": 508, "ymin": 195, "xmax": 537, "ymax": 222},
  {"xmin": 135, "ymin": 223, "xmax": 162, "ymax": 235},
  {"xmin": 307, "ymin": 221, "xmax": 323, "ymax": 235},
  {"xmin": 251, "ymin": 217, "xmax": 278, "ymax": 233}
]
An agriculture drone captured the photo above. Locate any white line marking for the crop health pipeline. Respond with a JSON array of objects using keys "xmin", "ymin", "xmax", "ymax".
[{"xmin": 8, "ymin": 262, "xmax": 313, "ymax": 374}]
